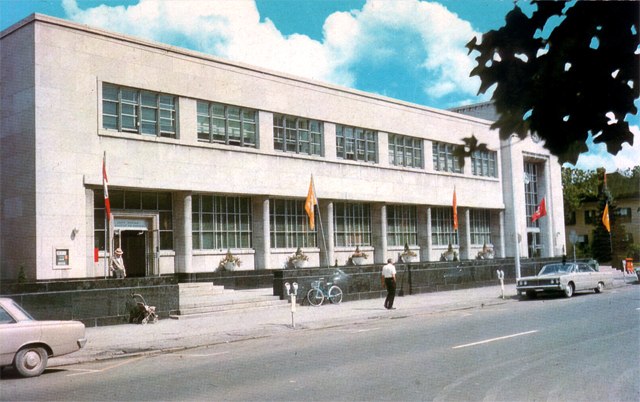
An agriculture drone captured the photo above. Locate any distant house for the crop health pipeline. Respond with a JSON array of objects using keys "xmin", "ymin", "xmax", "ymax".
[{"xmin": 565, "ymin": 171, "xmax": 640, "ymax": 262}]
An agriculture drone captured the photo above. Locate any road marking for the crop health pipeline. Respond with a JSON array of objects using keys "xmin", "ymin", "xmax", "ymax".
[
  {"xmin": 66, "ymin": 356, "xmax": 145, "ymax": 376},
  {"xmin": 179, "ymin": 351, "xmax": 230, "ymax": 357},
  {"xmin": 452, "ymin": 330, "xmax": 538, "ymax": 349}
]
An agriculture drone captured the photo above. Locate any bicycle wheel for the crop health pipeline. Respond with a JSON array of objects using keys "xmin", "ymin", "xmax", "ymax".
[
  {"xmin": 307, "ymin": 288, "xmax": 324, "ymax": 306},
  {"xmin": 328, "ymin": 285, "xmax": 343, "ymax": 304}
]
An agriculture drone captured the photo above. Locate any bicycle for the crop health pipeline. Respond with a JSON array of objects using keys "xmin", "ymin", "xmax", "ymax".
[{"xmin": 306, "ymin": 278, "xmax": 343, "ymax": 306}]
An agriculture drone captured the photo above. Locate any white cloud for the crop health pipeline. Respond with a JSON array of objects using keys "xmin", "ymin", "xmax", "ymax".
[
  {"xmin": 62, "ymin": 0, "xmax": 481, "ymax": 101},
  {"xmin": 566, "ymin": 125, "xmax": 640, "ymax": 172}
]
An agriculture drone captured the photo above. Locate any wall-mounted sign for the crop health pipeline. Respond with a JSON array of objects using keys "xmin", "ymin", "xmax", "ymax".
[
  {"xmin": 114, "ymin": 218, "xmax": 149, "ymax": 230},
  {"xmin": 55, "ymin": 248, "xmax": 69, "ymax": 267}
]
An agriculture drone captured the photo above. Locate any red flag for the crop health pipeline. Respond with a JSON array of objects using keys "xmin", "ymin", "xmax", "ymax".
[
  {"xmin": 305, "ymin": 176, "xmax": 317, "ymax": 230},
  {"xmin": 531, "ymin": 197, "xmax": 547, "ymax": 223},
  {"xmin": 102, "ymin": 152, "xmax": 113, "ymax": 224},
  {"xmin": 602, "ymin": 202, "xmax": 610, "ymax": 233},
  {"xmin": 452, "ymin": 188, "xmax": 458, "ymax": 231}
]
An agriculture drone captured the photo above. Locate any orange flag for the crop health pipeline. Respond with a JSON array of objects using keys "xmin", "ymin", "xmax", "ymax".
[
  {"xmin": 602, "ymin": 203, "xmax": 610, "ymax": 233},
  {"xmin": 452, "ymin": 188, "xmax": 458, "ymax": 231},
  {"xmin": 305, "ymin": 176, "xmax": 317, "ymax": 229}
]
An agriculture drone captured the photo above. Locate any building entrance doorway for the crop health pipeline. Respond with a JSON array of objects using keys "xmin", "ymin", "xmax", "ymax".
[
  {"xmin": 120, "ymin": 230, "xmax": 147, "ymax": 277},
  {"xmin": 113, "ymin": 215, "xmax": 158, "ymax": 277}
]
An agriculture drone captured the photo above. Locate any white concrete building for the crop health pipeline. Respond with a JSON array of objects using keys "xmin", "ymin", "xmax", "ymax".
[{"xmin": 0, "ymin": 14, "xmax": 566, "ymax": 281}]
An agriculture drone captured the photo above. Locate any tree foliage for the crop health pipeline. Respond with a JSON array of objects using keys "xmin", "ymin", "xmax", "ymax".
[
  {"xmin": 466, "ymin": 0, "xmax": 639, "ymax": 164},
  {"xmin": 561, "ymin": 166, "xmax": 599, "ymax": 221}
]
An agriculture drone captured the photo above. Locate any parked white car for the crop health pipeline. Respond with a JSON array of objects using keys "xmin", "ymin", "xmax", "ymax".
[
  {"xmin": 0, "ymin": 298, "xmax": 87, "ymax": 377},
  {"xmin": 517, "ymin": 262, "xmax": 613, "ymax": 299}
]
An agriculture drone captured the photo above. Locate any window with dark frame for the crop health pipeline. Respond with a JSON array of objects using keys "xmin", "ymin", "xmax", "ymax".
[
  {"xmin": 197, "ymin": 101, "xmax": 257, "ymax": 148},
  {"xmin": 336, "ymin": 125, "xmax": 377, "ymax": 163},
  {"xmin": 388, "ymin": 134, "xmax": 423, "ymax": 168},
  {"xmin": 102, "ymin": 83, "xmax": 177, "ymax": 138},
  {"xmin": 273, "ymin": 114, "xmax": 323, "ymax": 156},
  {"xmin": 269, "ymin": 198, "xmax": 317, "ymax": 248},
  {"xmin": 432, "ymin": 142, "xmax": 462, "ymax": 173}
]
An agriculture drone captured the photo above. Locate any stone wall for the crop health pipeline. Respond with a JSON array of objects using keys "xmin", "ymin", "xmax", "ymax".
[
  {"xmin": 274, "ymin": 258, "xmax": 558, "ymax": 304},
  {"xmin": 0, "ymin": 276, "xmax": 178, "ymax": 327}
]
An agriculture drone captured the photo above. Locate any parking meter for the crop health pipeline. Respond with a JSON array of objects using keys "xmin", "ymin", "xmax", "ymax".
[{"xmin": 285, "ymin": 282, "xmax": 298, "ymax": 328}]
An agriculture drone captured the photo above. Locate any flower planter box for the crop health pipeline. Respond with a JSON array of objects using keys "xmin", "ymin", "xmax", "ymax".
[
  {"xmin": 224, "ymin": 262, "xmax": 237, "ymax": 271},
  {"xmin": 401, "ymin": 255, "xmax": 417, "ymax": 263},
  {"xmin": 292, "ymin": 260, "xmax": 308, "ymax": 269},
  {"xmin": 351, "ymin": 256, "xmax": 367, "ymax": 265}
]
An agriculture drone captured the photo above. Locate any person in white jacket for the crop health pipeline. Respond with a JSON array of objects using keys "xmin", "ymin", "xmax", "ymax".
[{"xmin": 111, "ymin": 248, "xmax": 127, "ymax": 278}]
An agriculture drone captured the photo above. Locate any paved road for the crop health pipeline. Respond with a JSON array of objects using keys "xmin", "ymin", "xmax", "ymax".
[{"xmin": 2, "ymin": 285, "xmax": 637, "ymax": 401}]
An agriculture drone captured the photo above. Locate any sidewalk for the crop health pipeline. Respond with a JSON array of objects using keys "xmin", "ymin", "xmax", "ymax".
[{"xmin": 49, "ymin": 274, "xmax": 637, "ymax": 368}]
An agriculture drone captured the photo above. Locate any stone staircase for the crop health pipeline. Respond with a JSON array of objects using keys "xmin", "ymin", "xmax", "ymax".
[{"xmin": 170, "ymin": 283, "xmax": 288, "ymax": 319}]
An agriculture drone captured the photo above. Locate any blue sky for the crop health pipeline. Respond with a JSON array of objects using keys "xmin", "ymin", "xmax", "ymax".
[{"xmin": 1, "ymin": 0, "xmax": 638, "ymax": 172}]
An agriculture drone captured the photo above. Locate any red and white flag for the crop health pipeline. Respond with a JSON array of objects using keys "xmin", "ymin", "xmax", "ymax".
[
  {"xmin": 531, "ymin": 197, "xmax": 547, "ymax": 223},
  {"xmin": 102, "ymin": 152, "xmax": 113, "ymax": 227}
]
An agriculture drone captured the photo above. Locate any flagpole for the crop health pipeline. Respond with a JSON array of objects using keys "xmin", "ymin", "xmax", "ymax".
[
  {"xmin": 311, "ymin": 176, "xmax": 331, "ymax": 269},
  {"xmin": 103, "ymin": 151, "xmax": 108, "ymax": 279}
]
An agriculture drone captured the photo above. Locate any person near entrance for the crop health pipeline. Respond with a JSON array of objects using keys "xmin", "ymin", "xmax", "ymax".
[
  {"xmin": 111, "ymin": 248, "xmax": 127, "ymax": 278},
  {"xmin": 381, "ymin": 258, "xmax": 396, "ymax": 310}
]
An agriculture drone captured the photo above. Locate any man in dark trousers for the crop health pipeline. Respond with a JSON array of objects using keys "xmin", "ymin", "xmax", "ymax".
[{"xmin": 381, "ymin": 258, "xmax": 397, "ymax": 310}]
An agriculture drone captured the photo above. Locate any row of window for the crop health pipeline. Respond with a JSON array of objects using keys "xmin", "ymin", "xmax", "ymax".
[
  {"xmin": 102, "ymin": 83, "xmax": 498, "ymax": 177},
  {"xmin": 583, "ymin": 207, "xmax": 633, "ymax": 225},
  {"xmin": 94, "ymin": 190, "xmax": 493, "ymax": 252}
]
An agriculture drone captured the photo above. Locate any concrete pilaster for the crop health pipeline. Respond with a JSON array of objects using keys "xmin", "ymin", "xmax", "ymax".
[
  {"xmin": 499, "ymin": 210, "xmax": 506, "ymax": 258},
  {"xmin": 319, "ymin": 201, "xmax": 334, "ymax": 267},
  {"xmin": 252, "ymin": 197, "xmax": 270, "ymax": 269},
  {"xmin": 462, "ymin": 208, "xmax": 471, "ymax": 260},
  {"xmin": 372, "ymin": 203, "xmax": 387, "ymax": 264},
  {"xmin": 174, "ymin": 192, "xmax": 192, "ymax": 273},
  {"xmin": 417, "ymin": 206, "xmax": 431, "ymax": 261}
]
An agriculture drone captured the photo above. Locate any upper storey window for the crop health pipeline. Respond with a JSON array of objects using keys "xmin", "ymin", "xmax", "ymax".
[
  {"xmin": 388, "ymin": 134, "xmax": 423, "ymax": 168},
  {"xmin": 102, "ymin": 83, "xmax": 177, "ymax": 138},
  {"xmin": 273, "ymin": 114, "xmax": 323, "ymax": 156},
  {"xmin": 471, "ymin": 150, "xmax": 498, "ymax": 177},
  {"xmin": 197, "ymin": 101, "xmax": 257, "ymax": 148},
  {"xmin": 336, "ymin": 125, "xmax": 377, "ymax": 163},
  {"xmin": 432, "ymin": 142, "xmax": 462, "ymax": 173}
]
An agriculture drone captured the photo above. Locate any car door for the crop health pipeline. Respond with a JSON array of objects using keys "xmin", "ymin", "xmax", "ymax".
[{"xmin": 575, "ymin": 263, "xmax": 593, "ymax": 291}]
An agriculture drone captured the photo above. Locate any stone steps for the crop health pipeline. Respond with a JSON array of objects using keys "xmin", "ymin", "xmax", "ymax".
[{"xmin": 170, "ymin": 283, "xmax": 288, "ymax": 319}]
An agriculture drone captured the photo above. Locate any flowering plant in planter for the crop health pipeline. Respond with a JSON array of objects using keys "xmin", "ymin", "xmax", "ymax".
[
  {"xmin": 441, "ymin": 243, "xmax": 458, "ymax": 261},
  {"xmin": 350, "ymin": 246, "xmax": 369, "ymax": 265},
  {"xmin": 288, "ymin": 247, "xmax": 309, "ymax": 268},
  {"xmin": 401, "ymin": 243, "xmax": 417, "ymax": 262},
  {"xmin": 218, "ymin": 250, "xmax": 241, "ymax": 271},
  {"xmin": 476, "ymin": 243, "xmax": 494, "ymax": 260}
]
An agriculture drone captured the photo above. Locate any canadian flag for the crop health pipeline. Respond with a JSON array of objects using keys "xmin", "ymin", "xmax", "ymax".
[
  {"xmin": 531, "ymin": 197, "xmax": 547, "ymax": 223},
  {"xmin": 102, "ymin": 152, "xmax": 113, "ymax": 227}
]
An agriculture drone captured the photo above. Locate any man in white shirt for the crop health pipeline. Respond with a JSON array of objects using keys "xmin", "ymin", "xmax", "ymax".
[{"xmin": 381, "ymin": 258, "xmax": 396, "ymax": 310}]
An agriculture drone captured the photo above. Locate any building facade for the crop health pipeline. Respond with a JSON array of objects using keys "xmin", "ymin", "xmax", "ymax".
[{"xmin": 1, "ymin": 15, "xmax": 566, "ymax": 281}]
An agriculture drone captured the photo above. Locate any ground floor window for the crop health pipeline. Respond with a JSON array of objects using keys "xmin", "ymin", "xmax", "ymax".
[
  {"xmin": 470, "ymin": 209, "xmax": 491, "ymax": 245},
  {"xmin": 387, "ymin": 205, "xmax": 417, "ymax": 246},
  {"xmin": 94, "ymin": 190, "xmax": 173, "ymax": 250},
  {"xmin": 334, "ymin": 202, "xmax": 371, "ymax": 247},
  {"xmin": 192, "ymin": 195, "xmax": 252, "ymax": 250},
  {"xmin": 431, "ymin": 207, "xmax": 458, "ymax": 246},
  {"xmin": 270, "ymin": 198, "xmax": 317, "ymax": 248}
]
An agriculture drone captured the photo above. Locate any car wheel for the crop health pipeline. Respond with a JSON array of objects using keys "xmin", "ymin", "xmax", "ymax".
[
  {"xmin": 564, "ymin": 283, "xmax": 574, "ymax": 298},
  {"xmin": 595, "ymin": 282, "xmax": 604, "ymax": 293},
  {"xmin": 14, "ymin": 346, "xmax": 48, "ymax": 377}
]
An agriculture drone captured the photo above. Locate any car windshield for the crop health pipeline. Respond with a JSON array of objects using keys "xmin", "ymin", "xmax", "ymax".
[{"xmin": 538, "ymin": 264, "xmax": 573, "ymax": 276}]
